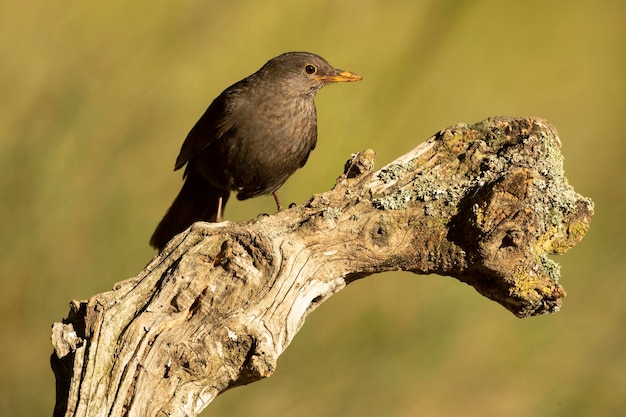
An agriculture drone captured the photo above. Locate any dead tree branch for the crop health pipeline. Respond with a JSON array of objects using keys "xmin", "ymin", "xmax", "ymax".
[{"xmin": 51, "ymin": 117, "xmax": 593, "ymax": 417}]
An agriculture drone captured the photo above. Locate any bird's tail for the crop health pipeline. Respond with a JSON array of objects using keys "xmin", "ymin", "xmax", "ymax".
[{"xmin": 150, "ymin": 170, "xmax": 228, "ymax": 251}]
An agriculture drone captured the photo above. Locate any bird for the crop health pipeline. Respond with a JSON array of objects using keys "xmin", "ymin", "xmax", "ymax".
[{"xmin": 149, "ymin": 52, "xmax": 361, "ymax": 251}]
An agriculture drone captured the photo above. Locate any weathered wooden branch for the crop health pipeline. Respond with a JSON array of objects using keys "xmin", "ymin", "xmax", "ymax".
[{"xmin": 51, "ymin": 117, "xmax": 593, "ymax": 417}]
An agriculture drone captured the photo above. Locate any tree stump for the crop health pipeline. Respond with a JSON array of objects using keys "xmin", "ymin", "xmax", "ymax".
[{"xmin": 51, "ymin": 117, "xmax": 593, "ymax": 417}]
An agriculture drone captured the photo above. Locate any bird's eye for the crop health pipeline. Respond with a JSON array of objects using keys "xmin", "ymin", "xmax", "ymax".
[{"xmin": 305, "ymin": 64, "xmax": 317, "ymax": 74}]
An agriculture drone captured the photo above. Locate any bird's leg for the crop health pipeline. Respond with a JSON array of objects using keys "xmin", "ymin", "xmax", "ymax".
[
  {"xmin": 216, "ymin": 192, "xmax": 223, "ymax": 222},
  {"xmin": 272, "ymin": 191, "xmax": 283, "ymax": 211}
]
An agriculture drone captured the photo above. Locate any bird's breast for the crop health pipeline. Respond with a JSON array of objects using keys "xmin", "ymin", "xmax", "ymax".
[
  {"xmin": 194, "ymin": 96, "xmax": 318, "ymax": 198},
  {"xmin": 235, "ymin": 97, "xmax": 317, "ymax": 169}
]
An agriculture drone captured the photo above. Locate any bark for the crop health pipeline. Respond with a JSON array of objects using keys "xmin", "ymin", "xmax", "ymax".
[{"xmin": 51, "ymin": 117, "xmax": 593, "ymax": 417}]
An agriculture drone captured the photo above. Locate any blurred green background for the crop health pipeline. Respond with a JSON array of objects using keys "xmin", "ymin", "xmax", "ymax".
[{"xmin": 1, "ymin": 0, "xmax": 624, "ymax": 416}]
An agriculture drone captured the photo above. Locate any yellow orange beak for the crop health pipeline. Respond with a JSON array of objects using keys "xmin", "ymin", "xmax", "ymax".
[{"xmin": 315, "ymin": 69, "xmax": 362, "ymax": 83}]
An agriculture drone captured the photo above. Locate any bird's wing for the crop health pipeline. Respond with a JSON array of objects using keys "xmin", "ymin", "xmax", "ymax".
[{"xmin": 174, "ymin": 91, "xmax": 237, "ymax": 171}]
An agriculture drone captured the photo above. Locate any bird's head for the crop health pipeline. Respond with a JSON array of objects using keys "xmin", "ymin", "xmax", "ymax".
[{"xmin": 257, "ymin": 51, "xmax": 362, "ymax": 96}]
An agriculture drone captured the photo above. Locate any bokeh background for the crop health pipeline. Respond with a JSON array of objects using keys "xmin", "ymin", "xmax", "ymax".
[{"xmin": 1, "ymin": 1, "xmax": 624, "ymax": 416}]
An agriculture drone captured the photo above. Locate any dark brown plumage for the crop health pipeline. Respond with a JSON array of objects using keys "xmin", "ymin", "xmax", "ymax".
[{"xmin": 150, "ymin": 52, "xmax": 361, "ymax": 250}]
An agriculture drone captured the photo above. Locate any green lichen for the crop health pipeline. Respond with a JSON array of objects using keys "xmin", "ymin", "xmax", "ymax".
[
  {"xmin": 377, "ymin": 160, "xmax": 418, "ymax": 183},
  {"xmin": 372, "ymin": 188, "xmax": 413, "ymax": 210},
  {"xmin": 378, "ymin": 164, "xmax": 408, "ymax": 183},
  {"xmin": 324, "ymin": 207, "xmax": 342, "ymax": 220},
  {"xmin": 540, "ymin": 255, "xmax": 561, "ymax": 282},
  {"xmin": 413, "ymin": 177, "xmax": 449, "ymax": 202}
]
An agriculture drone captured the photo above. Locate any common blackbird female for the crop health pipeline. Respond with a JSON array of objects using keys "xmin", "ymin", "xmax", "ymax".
[{"xmin": 150, "ymin": 52, "xmax": 361, "ymax": 250}]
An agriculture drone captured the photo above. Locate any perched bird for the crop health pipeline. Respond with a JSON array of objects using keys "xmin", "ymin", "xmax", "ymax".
[{"xmin": 150, "ymin": 52, "xmax": 361, "ymax": 250}]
